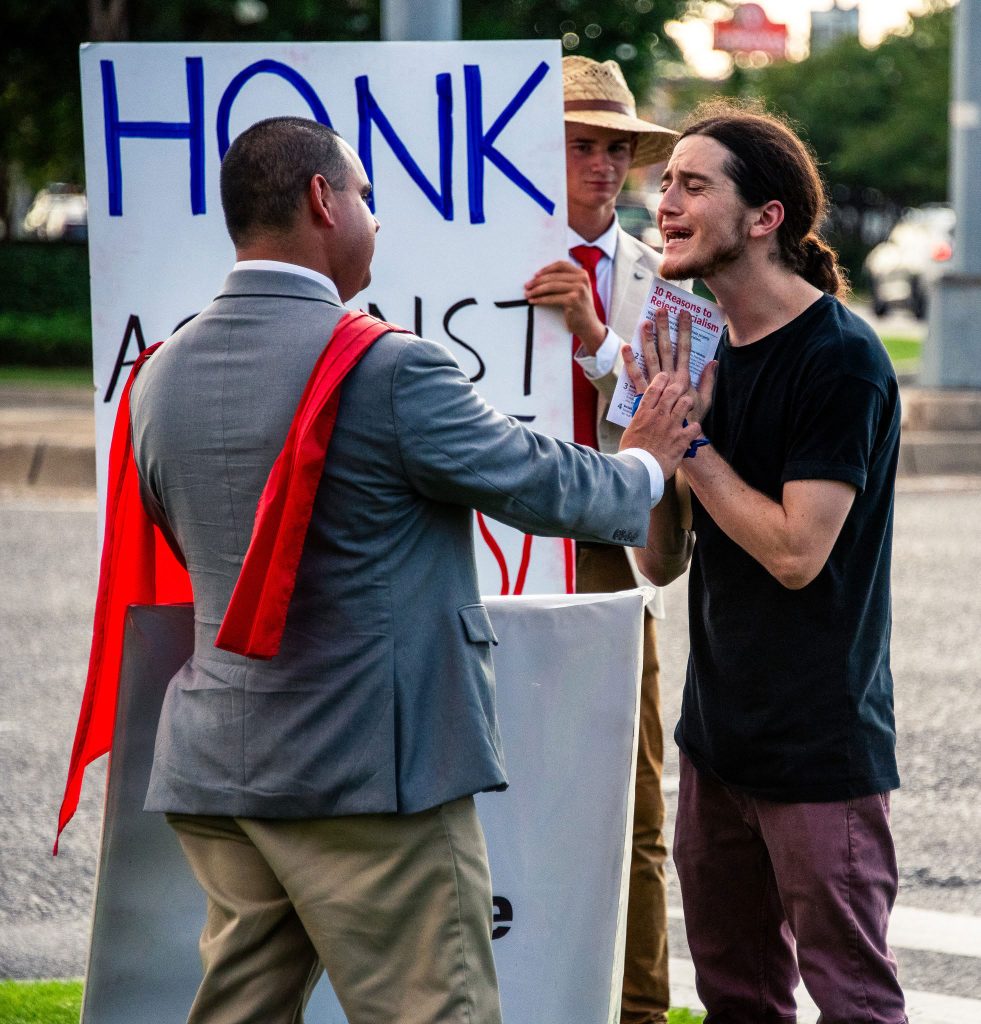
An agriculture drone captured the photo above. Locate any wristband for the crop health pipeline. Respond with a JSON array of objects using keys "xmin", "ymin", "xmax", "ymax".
[{"xmin": 682, "ymin": 419, "xmax": 710, "ymax": 459}]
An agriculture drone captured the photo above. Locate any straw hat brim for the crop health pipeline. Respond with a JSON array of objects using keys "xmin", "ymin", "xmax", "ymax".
[{"xmin": 564, "ymin": 109, "xmax": 678, "ymax": 167}]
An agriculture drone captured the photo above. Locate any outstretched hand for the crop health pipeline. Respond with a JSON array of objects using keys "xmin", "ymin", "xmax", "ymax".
[
  {"xmin": 619, "ymin": 371, "xmax": 702, "ymax": 481},
  {"xmin": 623, "ymin": 308, "xmax": 718, "ymax": 425}
]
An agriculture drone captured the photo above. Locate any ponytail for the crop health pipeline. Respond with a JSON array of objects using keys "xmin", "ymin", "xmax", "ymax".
[{"xmin": 797, "ymin": 235, "xmax": 849, "ymax": 298}]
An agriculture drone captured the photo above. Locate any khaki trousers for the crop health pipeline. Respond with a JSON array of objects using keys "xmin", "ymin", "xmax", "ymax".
[
  {"xmin": 577, "ymin": 544, "xmax": 670, "ymax": 1024},
  {"xmin": 167, "ymin": 796, "xmax": 502, "ymax": 1024}
]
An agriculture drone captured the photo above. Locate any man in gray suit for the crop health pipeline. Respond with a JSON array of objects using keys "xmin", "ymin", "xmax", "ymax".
[
  {"xmin": 524, "ymin": 57, "xmax": 682, "ymax": 1024},
  {"xmin": 130, "ymin": 116, "xmax": 701, "ymax": 1024}
]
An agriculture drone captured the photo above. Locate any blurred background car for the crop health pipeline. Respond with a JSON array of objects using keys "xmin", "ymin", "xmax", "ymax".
[
  {"xmin": 615, "ymin": 189, "xmax": 662, "ymax": 250},
  {"xmin": 863, "ymin": 203, "xmax": 953, "ymax": 319},
  {"xmin": 22, "ymin": 183, "xmax": 88, "ymax": 242}
]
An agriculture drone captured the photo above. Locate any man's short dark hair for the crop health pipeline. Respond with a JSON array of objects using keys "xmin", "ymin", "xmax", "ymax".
[{"xmin": 219, "ymin": 117, "xmax": 349, "ymax": 246}]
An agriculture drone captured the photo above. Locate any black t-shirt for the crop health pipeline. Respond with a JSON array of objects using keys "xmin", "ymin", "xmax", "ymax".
[{"xmin": 677, "ymin": 294, "xmax": 902, "ymax": 802}]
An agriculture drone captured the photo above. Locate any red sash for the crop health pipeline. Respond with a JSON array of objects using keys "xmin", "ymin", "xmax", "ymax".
[
  {"xmin": 55, "ymin": 310, "xmax": 402, "ymax": 851},
  {"xmin": 216, "ymin": 313, "xmax": 403, "ymax": 657}
]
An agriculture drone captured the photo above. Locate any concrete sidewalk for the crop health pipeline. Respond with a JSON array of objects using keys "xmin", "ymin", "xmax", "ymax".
[
  {"xmin": 1, "ymin": 382, "xmax": 980, "ymax": 490},
  {"xmin": 0, "ymin": 385, "xmax": 95, "ymax": 490}
]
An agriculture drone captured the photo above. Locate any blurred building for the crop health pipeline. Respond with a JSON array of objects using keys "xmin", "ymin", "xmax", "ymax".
[{"xmin": 810, "ymin": 2, "xmax": 860, "ymax": 54}]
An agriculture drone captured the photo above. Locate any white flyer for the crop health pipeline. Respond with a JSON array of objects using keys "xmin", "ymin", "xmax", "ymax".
[{"xmin": 607, "ymin": 276, "xmax": 724, "ymax": 428}]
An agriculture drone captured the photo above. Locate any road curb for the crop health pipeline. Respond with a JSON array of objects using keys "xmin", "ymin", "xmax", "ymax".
[
  {"xmin": 900, "ymin": 389, "xmax": 981, "ymax": 477},
  {"xmin": 0, "ymin": 441, "xmax": 96, "ymax": 490},
  {"xmin": 2, "ymin": 387, "xmax": 981, "ymax": 492}
]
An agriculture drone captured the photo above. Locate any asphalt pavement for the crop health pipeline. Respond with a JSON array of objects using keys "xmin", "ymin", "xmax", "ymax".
[{"xmin": 3, "ymin": 474, "xmax": 981, "ymax": 1019}]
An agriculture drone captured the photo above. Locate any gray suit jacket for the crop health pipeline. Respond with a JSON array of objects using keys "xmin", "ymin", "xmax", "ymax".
[{"xmin": 131, "ymin": 269, "xmax": 654, "ymax": 819}]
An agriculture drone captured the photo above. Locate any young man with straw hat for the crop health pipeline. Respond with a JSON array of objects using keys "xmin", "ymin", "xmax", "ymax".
[{"xmin": 525, "ymin": 55, "xmax": 681, "ymax": 1024}]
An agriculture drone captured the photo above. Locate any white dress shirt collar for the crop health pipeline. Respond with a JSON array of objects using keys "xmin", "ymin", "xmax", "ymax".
[
  {"xmin": 567, "ymin": 219, "xmax": 620, "ymax": 263},
  {"xmin": 232, "ymin": 260, "xmax": 340, "ymax": 300}
]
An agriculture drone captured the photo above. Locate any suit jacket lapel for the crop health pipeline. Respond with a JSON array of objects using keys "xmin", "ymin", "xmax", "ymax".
[{"xmin": 608, "ymin": 230, "xmax": 658, "ymax": 341}]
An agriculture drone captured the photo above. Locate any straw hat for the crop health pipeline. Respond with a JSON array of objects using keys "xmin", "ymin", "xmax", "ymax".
[{"xmin": 562, "ymin": 55, "xmax": 677, "ymax": 167}]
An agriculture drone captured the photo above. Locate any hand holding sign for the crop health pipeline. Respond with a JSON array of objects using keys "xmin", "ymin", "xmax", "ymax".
[{"xmin": 523, "ymin": 260, "xmax": 606, "ymax": 354}]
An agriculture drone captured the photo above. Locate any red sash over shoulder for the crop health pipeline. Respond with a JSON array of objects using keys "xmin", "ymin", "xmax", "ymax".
[
  {"xmin": 55, "ymin": 310, "xmax": 403, "ymax": 852},
  {"xmin": 215, "ymin": 312, "xmax": 405, "ymax": 658}
]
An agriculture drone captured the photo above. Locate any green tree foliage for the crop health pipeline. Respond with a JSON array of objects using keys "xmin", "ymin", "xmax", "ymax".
[
  {"xmin": 1, "ymin": 0, "xmax": 92, "ymax": 186},
  {"xmin": 1, "ymin": 0, "xmax": 688, "ymax": 194},
  {"xmin": 0, "ymin": 0, "xmax": 381, "ymax": 192},
  {"xmin": 462, "ymin": 0, "xmax": 686, "ymax": 98},
  {"xmin": 716, "ymin": 3, "xmax": 952, "ymax": 210}
]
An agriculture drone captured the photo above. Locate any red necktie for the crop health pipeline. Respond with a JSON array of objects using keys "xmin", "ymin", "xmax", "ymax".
[{"xmin": 569, "ymin": 244, "xmax": 606, "ymax": 449}]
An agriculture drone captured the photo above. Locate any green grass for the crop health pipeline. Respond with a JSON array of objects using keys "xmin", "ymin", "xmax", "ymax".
[
  {"xmin": 0, "ymin": 980, "xmax": 705, "ymax": 1022},
  {"xmin": 0, "ymin": 979, "xmax": 84, "ymax": 1024},
  {"xmin": 0, "ymin": 365, "xmax": 92, "ymax": 386},
  {"xmin": 881, "ymin": 335, "xmax": 923, "ymax": 368}
]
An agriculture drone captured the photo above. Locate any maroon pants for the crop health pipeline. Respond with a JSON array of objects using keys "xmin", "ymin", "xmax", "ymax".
[{"xmin": 674, "ymin": 753, "xmax": 907, "ymax": 1024}]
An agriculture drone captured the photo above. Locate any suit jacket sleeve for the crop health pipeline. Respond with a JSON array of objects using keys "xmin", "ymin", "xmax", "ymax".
[{"xmin": 388, "ymin": 335, "xmax": 653, "ymax": 547}]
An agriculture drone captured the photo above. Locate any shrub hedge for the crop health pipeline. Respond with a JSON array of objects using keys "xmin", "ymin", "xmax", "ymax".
[{"xmin": 0, "ymin": 241, "xmax": 92, "ymax": 366}]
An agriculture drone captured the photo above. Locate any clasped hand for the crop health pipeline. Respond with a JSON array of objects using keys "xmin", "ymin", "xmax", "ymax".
[{"xmin": 619, "ymin": 309, "xmax": 718, "ymax": 479}]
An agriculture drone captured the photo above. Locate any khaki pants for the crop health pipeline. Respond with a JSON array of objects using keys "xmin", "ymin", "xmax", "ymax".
[
  {"xmin": 168, "ymin": 796, "xmax": 502, "ymax": 1024},
  {"xmin": 577, "ymin": 544, "xmax": 670, "ymax": 1024}
]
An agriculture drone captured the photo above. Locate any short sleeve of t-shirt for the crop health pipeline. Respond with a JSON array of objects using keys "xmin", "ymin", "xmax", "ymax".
[{"xmin": 782, "ymin": 369, "xmax": 886, "ymax": 495}]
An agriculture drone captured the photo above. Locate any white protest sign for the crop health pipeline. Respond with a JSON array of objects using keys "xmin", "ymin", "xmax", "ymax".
[
  {"xmin": 80, "ymin": 41, "xmax": 571, "ymax": 595},
  {"xmin": 607, "ymin": 276, "xmax": 724, "ymax": 427},
  {"xmin": 82, "ymin": 596, "xmax": 642, "ymax": 1024}
]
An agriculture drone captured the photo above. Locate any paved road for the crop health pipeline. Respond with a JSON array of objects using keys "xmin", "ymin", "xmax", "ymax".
[
  {"xmin": 2, "ymin": 479, "xmax": 980, "ymax": 1019},
  {"xmin": 848, "ymin": 299, "xmax": 928, "ymax": 342}
]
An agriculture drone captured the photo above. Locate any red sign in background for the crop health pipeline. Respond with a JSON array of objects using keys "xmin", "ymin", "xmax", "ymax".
[{"xmin": 713, "ymin": 2, "xmax": 788, "ymax": 59}]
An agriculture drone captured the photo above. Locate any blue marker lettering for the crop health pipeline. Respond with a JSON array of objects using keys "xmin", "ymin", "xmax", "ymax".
[
  {"xmin": 216, "ymin": 60, "xmax": 332, "ymax": 158},
  {"xmin": 356, "ymin": 73, "xmax": 453, "ymax": 220},
  {"xmin": 101, "ymin": 57, "xmax": 205, "ymax": 216},
  {"xmin": 464, "ymin": 61, "xmax": 555, "ymax": 225}
]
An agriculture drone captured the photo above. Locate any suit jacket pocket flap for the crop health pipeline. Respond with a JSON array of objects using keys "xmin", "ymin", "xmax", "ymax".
[{"xmin": 458, "ymin": 604, "xmax": 499, "ymax": 645}]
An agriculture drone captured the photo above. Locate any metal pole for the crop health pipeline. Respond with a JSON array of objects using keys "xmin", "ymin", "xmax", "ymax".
[
  {"xmin": 922, "ymin": 0, "xmax": 981, "ymax": 388},
  {"xmin": 381, "ymin": 0, "xmax": 460, "ymax": 41}
]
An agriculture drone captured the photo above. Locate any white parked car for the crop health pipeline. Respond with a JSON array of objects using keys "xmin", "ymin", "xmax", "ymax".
[
  {"xmin": 863, "ymin": 204, "xmax": 954, "ymax": 320},
  {"xmin": 23, "ymin": 184, "xmax": 88, "ymax": 241}
]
